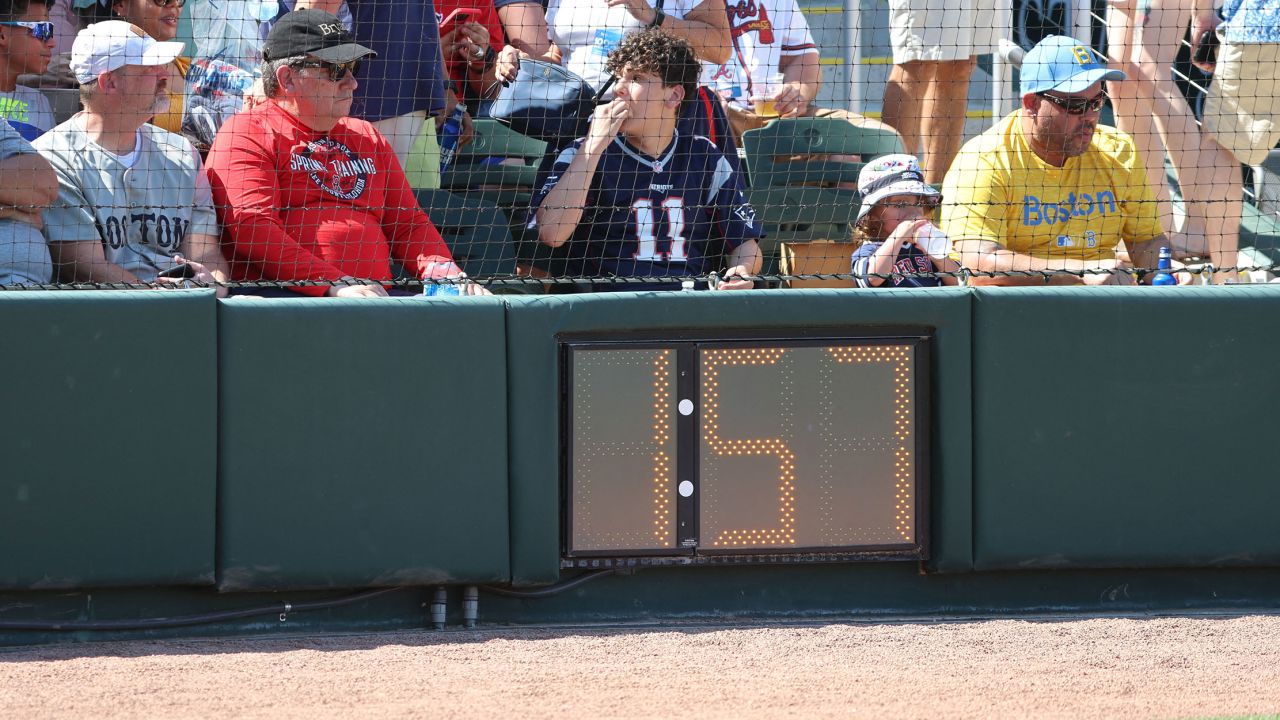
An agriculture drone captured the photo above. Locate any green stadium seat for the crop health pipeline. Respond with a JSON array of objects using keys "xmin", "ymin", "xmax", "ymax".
[
  {"xmin": 441, "ymin": 120, "xmax": 547, "ymax": 197},
  {"xmin": 414, "ymin": 188, "xmax": 517, "ymax": 278},
  {"xmin": 741, "ymin": 117, "xmax": 906, "ymax": 275}
]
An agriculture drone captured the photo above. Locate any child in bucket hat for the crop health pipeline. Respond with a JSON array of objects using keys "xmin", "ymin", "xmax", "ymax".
[{"xmin": 850, "ymin": 153, "xmax": 962, "ymax": 287}]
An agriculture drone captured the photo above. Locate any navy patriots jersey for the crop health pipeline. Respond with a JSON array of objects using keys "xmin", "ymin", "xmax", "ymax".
[
  {"xmin": 850, "ymin": 241, "xmax": 942, "ymax": 287},
  {"xmin": 529, "ymin": 131, "xmax": 762, "ymax": 279}
]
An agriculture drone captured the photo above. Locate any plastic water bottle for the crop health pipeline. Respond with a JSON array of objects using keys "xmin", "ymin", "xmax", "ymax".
[
  {"xmin": 438, "ymin": 103, "xmax": 467, "ymax": 173},
  {"xmin": 1151, "ymin": 246, "xmax": 1177, "ymax": 286},
  {"xmin": 422, "ymin": 282, "xmax": 462, "ymax": 297}
]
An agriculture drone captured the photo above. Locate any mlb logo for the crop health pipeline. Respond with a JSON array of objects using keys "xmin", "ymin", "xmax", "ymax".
[{"xmin": 1055, "ymin": 235, "xmax": 1075, "ymax": 247}]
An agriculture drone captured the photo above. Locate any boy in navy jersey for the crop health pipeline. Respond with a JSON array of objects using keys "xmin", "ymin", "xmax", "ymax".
[
  {"xmin": 850, "ymin": 153, "xmax": 962, "ymax": 287},
  {"xmin": 529, "ymin": 28, "xmax": 762, "ymax": 290}
]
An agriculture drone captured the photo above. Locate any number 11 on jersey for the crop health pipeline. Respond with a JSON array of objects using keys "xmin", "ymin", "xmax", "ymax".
[{"xmin": 633, "ymin": 197, "xmax": 688, "ymax": 262}]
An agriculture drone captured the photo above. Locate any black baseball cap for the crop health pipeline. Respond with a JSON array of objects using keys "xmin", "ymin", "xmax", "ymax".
[{"xmin": 262, "ymin": 9, "xmax": 376, "ymax": 63}]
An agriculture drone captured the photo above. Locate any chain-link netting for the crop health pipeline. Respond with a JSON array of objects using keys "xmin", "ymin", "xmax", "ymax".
[{"xmin": 1, "ymin": 0, "xmax": 1276, "ymax": 294}]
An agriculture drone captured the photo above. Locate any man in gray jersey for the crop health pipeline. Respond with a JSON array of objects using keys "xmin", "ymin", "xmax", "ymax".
[
  {"xmin": 34, "ymin": 21, "xmax": 230, "ymax": 292},
  {"xmin": 0, "ymin": 117, "xmax": 55, "ymax": 283}
]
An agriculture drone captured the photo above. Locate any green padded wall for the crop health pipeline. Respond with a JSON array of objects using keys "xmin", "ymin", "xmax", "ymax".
[
  {"xmin": 0, "ymin": 291, "xmax": 217, "ymax": 589},
  {"xmin": 217, "ymin": 297, "xmax": 510, "ymax": 590},
  {"xmin": 504, "ymin": 288, "xmax": 973, "ymax": 585},
  {"xmin": 972, "ymin": 285, "xmax": 1280, "ymax": 569}
]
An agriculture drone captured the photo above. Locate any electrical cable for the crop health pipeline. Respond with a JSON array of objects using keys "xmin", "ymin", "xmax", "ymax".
[
  {"xmin": 479, "ymin": 569, "xmax": 616, "ymax": 598},
  {"xmin": 0, "ymin": 587, "xmax": 405, "ymax": 631}
]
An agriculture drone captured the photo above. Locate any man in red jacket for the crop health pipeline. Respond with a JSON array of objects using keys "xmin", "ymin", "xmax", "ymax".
[{"xmin": 205, "ymin": 9, "xmax": 485, "ymax": 297}]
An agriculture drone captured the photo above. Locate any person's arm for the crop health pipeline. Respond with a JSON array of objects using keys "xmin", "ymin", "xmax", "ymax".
[
  {"xmin": 534, "ymin": 100, "xmax": 627, "ymax": 247},
  {"xmin": 375, "ymin": 135, "xmax": 493, "ymax": 295},
  {"xmin": 934, "ymin": 255, "xmax": 963, "ymax": 286},
  {"xmin": 176, "ymin": 153, "xmax": 231, "ymax": 296},
  {"xmin": 205, "ymin": 115, "xmax": 359, "ymax": 297},
  {"xmin": 291, "ymin": 0, "xmax": 344, "ymax": 15},
  {"xmin": 774, "ymin": 51, "xmax": 820, "ymax": 118},
  {"xmin": 49, "ymin": 241, "xmax": 144, "ymax": 284},
  {"xmin": 453, "ymin": 20, "xmax": 503, "ymax": 99},
  {"xmin": 857, "ymin": 219, "xmax": 929, "ymax": 287},
  {"xmin": 1190, "ymin": 0, "xmax": 1221, "ymax": 71},
  {"xmin": 709, "ymin": 151, "xmax": 762, "ymax": 289},
  {"xmin": 0, "ymin": 153, "xmax": 57, "ymax": 227},
  {"xmin": 608, "ymin": 0, "xmax": 732, "ymax": 64},
  {"xmin": 720, "ymin": 239, "xmax": 761, "ymax": 289},
  {"xmin": 953, "ymin": 238, "xmax": 1132, "ymax": 285},
  {"xmin": 497, "ymin": 1, "xmax": 555, "ymax": 59},
  {"xmin": 772, "ymin": 0, "xmax": 820, "ymax": 117}
]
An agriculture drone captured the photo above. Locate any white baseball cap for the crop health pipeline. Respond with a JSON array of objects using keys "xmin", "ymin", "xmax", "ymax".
[{"xmin": 70, "ymin": 21, "xmax": 184, "ymax": 85}]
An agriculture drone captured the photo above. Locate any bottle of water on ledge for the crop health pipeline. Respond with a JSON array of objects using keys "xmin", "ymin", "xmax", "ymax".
[
  {"xmin": 438, "ymin": 104, "xmax": 467, "ymax": 174},
  {"xmin": 1151, "ymin": 247, "xmax": 1176, "ymax": 286},
  {"xmin": 422, "ymin": 261, "xmax": 465, "ymax": 296}
]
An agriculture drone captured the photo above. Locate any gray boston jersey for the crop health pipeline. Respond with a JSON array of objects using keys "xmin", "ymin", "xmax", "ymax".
[
  {"xmin": 34, "ymin": 116, "xmax": 218, "ymax": 281},
  {"xmin": 0, "ymin": 121, "xmax": 53, "ymax": 285}
]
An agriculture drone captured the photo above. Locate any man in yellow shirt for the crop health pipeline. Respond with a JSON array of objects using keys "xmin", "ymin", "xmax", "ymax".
[{"xmin": 941, "ymin": 35, "xmax": 1180, "ymax": 286}]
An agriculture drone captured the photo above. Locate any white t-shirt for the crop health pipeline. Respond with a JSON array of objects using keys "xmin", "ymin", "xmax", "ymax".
[
  {"xmin": 0, "ymin": 86, "xmax": 55, "ymax": 141},
  {"xmin": 547, "ymin": 0, "xmax": 703, "ymax": 92},
  {"xmin": 698, "ymin": 0, "xmax": 816, "ymax": 111}
]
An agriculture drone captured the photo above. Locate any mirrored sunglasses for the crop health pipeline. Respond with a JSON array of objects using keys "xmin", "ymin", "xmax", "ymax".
[
  {"xmin": 0, "ymin": 21, "xmax": 54, "ymax": 42},
  {"xmin": 291, "ymin": 59, "xmax": 360, "ymax": 82},
  {"xmin": 1037, "ymin": 90, "xmax": 1108, "ymax": 115}
]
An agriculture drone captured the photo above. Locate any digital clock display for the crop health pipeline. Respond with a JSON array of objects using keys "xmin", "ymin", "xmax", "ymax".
[{"xmin": 562, "ymin": 333, "xmax": 929, "ymax": 564}]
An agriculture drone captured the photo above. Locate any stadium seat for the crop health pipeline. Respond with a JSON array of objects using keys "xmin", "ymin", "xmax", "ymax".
[
  {"xmin": 414, "ymin": 189, "xmax": 518, "ymax": 279},
  {"xmin": 441, "ymin": 120, "xmax": 547, "ymax": 208},
  {"xmin": 741, "ymin": 117, "xmax": 905, "ymax": 277}
]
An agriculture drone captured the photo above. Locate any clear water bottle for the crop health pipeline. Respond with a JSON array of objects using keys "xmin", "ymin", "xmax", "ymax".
[
  {"xmin": 422, "ymin": 282, "xmax": 461, "ymax": 297},
  {"xmin": 438, "ymin": 103, "xmax": 467, "ymax": 173},
  {"xmin": 1151, "ymin": 246, "xmax": 1177, "ymax": 286}
]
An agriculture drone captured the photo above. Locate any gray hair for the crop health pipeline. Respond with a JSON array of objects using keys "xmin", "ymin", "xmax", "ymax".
[{"xmin": 260, "ymin": 54, "xmax": 307, "ymax": 98}]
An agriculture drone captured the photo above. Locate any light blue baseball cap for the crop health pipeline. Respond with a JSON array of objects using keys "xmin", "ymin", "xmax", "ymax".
[{"xmin": 1020, "ymin": 35, "xmax": 1125, "ymax": 96}]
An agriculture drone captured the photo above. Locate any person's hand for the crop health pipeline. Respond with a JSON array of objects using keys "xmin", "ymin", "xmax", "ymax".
[
  {"xmin": 460, "ymin": 280, "xmax": 492, "ymax": 296},
  {"xmin": 716, "ymin": 265, "xmax": 755, "ymax": 290},
  {"xmin": 1190, "ymin": 12, "xmax": 1221, "ymax": 73},
  {"xmin": 495, "ymin": 45, "xmax": 522, "ymax": 83},
  {"xmin": 326, "ymin": 279, "xmax": 390, "ymax": 298},
  {"xmin": 155, "ymin": 256, "xmax": 230, "ymax": 298},
  {"xmin": 773, "ymin": 82, "xmax": 809, "ymax": 118},
  {"xmin": 459, "ymin": 22, "xmax": 492, "ymax": 70},
  {"xmin": 1080, "ymin": 258, "xmax": 1135, "ymax": 285},
  {"xmin": 886, "ymin": 218, "xmax": 930, "ymax": 250},
  {"xmin": 459, "ymin": 107, "xmax": 475, "ymax": 148},
  {"xmin": 606, "ymin": 0, "xmax": 657, "ymax": 25},
  {"xmin": 586, "ymin": 98, "xmax": 629, "ymax": 154}
]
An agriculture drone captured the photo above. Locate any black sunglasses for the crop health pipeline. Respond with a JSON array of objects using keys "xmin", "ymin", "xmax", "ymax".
[
  {"xmin": 145, "ymin": 0, "xmax": 186, "ymax": 7},
  {"xmin": 291, "ymin": 59, "xmax": 360, "ymax": 82},
  {"xmin": 0, "ymin": 20, "xmax": 54, "ymax": 42},
  {"xmin": 1037, "ymin": 89, "xmax": 1108, "ymax": 115}
]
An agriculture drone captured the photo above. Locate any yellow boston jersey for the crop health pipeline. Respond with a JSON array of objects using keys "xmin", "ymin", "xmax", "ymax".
[
  {"xmin": 941, "ymin": 112, "xmax": 1162, "ymax": 261},
  {"xmin": 149, "ymin": 56, "xmax": 190, "ymax": 136}
]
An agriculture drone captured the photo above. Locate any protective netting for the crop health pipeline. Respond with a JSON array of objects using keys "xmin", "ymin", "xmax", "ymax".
[{"xmin": 0, "ymin": 0, "xmax": 1276, "ymax": 294}]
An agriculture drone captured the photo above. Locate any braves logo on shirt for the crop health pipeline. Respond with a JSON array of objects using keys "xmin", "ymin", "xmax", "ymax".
[
  {"xmin": 289, "ymin": 137, "xmax": 377, "ymax": 201},
  {"xmin": 725, "ymin": 0, "xmax": 775, "ymax": 42}
]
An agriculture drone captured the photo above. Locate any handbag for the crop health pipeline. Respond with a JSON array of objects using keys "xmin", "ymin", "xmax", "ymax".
[{"xmin": 490, "ymin": 59, "xmax": 615, "ymax": 145}]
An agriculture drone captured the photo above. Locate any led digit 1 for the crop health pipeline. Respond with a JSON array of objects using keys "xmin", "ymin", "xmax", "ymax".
[{"xmin": 700, "ymin": 347, "xmax": 797, "ymax": 547}]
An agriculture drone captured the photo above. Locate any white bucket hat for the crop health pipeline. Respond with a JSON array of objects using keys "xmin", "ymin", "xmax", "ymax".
[{"xmin": 855, "ymin": 154, "xmax": 941, "ymax": 224}]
